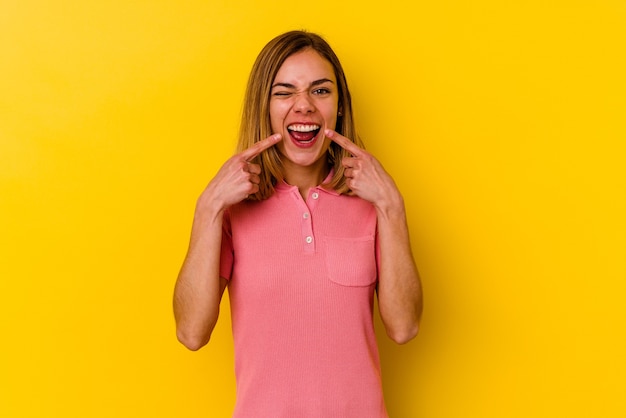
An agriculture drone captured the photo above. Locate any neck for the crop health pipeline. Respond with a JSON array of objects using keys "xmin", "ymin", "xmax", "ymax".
[{"xmin": 282, "ymin": 159, "xmax": 329, "ymax": 199}]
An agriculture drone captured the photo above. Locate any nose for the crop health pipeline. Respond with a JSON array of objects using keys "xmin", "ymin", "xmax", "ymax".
[{"xmin": 292, "ymin": 91, "xmax": 315, "ymax": 113}]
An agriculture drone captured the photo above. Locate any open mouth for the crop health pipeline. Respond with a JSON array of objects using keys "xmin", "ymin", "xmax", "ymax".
[{"xmin": 287, "ymin": 124, "xmax": 321, "ymax": 146}]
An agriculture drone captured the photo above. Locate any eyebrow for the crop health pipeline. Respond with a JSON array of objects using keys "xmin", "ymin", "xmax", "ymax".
[{"xmin": 271, "ymin": 78, "xmax": 335, "ymax": 89}]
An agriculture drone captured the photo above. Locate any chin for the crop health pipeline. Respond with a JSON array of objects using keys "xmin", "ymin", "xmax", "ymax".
[
  {"xmin": 282, "ymin": 152, "xmax": 326, "ymax": 168},
  {"xmin": 280, "ymin": 140, "xmax": 330, "ymax": 168}
]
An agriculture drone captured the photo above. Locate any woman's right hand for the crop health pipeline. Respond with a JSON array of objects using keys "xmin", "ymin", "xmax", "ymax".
[{"xmin": 197, "ymin": 133, "xmax": 282, "ymax": 213}]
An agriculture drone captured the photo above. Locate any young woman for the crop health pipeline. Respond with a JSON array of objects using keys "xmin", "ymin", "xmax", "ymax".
[{"xmin": 174, "ymin": 30, "xmax": 422, "ymax": 417}]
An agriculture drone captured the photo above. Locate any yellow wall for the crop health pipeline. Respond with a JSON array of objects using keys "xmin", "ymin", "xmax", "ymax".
[{"xmin": 1, "ymin": 1, "xmax": 624, "ymax": 417}]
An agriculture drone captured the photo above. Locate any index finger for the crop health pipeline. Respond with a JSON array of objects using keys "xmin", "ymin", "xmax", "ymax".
[
  {"xmin": 241, "ymin": 133, "xmax": 283, "ymax": 161},
  {"xmin": 325, "ymin": 129, "xmax": 364, "ymax": 157}
]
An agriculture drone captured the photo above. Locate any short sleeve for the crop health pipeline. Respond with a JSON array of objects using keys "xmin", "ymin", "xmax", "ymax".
[{"xmin": 219, "ymin": 209, "xmax": 234, "ymax": 281}]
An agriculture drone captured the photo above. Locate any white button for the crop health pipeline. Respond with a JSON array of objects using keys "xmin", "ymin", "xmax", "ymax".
[
  {"xmin": 305, "ymin": 236, "xmax": 313, "ymax": 244},
  {"xmin": 303, "ymin": 213, "xmax": 310, "ymax": 219},
  {"xmin": 312, "ymin": 192, "xmax": 319, "ymax": 199}
]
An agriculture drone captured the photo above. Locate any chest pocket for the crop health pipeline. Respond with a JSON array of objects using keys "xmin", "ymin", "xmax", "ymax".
[{"xmin": 324, "ymin": 236, "xmax": 377, "ymax": 287}]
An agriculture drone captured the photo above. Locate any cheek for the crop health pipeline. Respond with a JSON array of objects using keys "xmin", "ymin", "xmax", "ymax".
[
  {"xmin": 324, "ymin": 112, "xmax": 338, "ymax": 130},
  {"xmin": 269, "ymin": 101, "xmax": 290, "ymax": 129},
  {"xmin": 320, "ymin": 101, "xmax": 338, "ymax": 128}
]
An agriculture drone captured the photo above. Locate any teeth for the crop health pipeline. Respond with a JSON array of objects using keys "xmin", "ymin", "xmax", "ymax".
[{"xmin": 288, "ymin": 124, "xmax": 320, "ymax": 132}]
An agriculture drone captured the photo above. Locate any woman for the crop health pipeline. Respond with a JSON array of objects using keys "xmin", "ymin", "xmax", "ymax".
[{"xmin": 174, "ymin": 30, "xmax": 422, "ymax": 417}]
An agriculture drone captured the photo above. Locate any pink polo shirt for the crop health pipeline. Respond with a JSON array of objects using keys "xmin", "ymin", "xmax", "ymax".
[{"xmin": 220, "ymin": 177, "xmax": 388, "ymax": 418}]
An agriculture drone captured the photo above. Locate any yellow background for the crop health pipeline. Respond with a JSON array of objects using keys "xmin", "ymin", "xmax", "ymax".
[{"xmin": 1, "ymin": 1, "xmax": 625, "ymax": 417}]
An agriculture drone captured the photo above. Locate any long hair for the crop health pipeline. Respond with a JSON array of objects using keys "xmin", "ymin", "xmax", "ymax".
[{"xmin": 237, "ymin": 30, "xmax": 363, "ymax": 200}]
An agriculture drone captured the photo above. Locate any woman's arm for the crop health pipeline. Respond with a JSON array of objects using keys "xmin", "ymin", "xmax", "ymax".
[
  {"xmin": 173, "ymin": 134, "xmax": 282, "ymax": 350},
  {"xmin": 174, "ymin": 201, "xmax": 229, "ymax": 351},
  {"xmin": 325, "ymin": 129, "xmax": 423, "ymax": 344},
  {"xmin": 373, "ymin": 192, "xmax": 423, "ymax": 344}
]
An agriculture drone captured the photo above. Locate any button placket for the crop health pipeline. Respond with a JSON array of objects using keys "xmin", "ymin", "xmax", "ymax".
[
  {"xmin": 303, "ymin": 189, "xmax": 322, "ymax": 252},
  {"xmin": 301, "ymin": 206, "xmax": 314, "ymax": 252},
  {"xmin": 294, "ymin": 190, "xmax": 316, "ymax": 253}
]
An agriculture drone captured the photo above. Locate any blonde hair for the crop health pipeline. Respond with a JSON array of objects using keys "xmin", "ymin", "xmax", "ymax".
[{"xmin": 237, "ymin": 30, "xmax": 364, "ymax": 200}]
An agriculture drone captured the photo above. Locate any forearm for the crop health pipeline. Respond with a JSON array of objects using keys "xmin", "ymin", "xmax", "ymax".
[
  {"xmin": 173, "ymin": 201, "xmax": 226, "ymax": 351},
  {"xmin": 173, "ymin": 135, "xmax": 281, "ymax": 350},
  {"xmin": 375, "ymin": 193, "xmax": 423, "ymax": 344}
]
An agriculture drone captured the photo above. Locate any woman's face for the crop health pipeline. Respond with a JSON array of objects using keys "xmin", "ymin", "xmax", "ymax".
[{"xmin": 270, "ymin": 48, "xmax": 339, "ymax": 172}]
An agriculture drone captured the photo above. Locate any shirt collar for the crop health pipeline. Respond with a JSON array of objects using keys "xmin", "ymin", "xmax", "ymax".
[{"xmin": 274, "ymin": 168, "xmax": 340, "ymax": 196}]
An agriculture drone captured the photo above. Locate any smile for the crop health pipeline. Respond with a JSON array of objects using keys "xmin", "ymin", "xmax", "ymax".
[{"xmin": 287, "ymin": 124, "xmax": 321, "ymax": 147}]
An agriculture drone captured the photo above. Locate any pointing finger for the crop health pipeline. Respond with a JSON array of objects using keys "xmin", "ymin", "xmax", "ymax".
[
  {"xmin": 325, "ymin": 129, "xmax": 364, "ymax": 157},
  {"xmin": 241, "ymin": 133, "xmax": 283, "ymax": 161}
]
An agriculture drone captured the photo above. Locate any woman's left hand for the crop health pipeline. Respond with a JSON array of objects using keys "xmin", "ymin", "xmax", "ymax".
[{"xmin": 325, "ymin": 129, "xmax": 402, "ymax": 211}]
